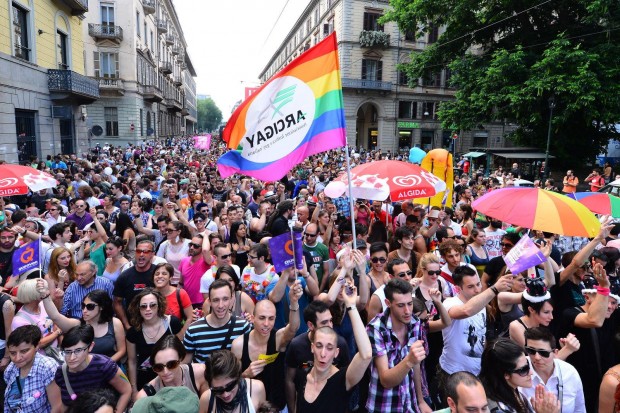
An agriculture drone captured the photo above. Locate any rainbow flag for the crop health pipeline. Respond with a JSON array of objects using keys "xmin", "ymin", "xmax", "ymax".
[{"xmin": 217, "ymin": 32, "xmax": 346, "ymax": 180}]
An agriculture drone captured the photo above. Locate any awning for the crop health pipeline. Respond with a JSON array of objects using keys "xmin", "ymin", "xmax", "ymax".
[
  {"xmin": 462, "ymin": 151, "xmax": 486, "ymax": 158},
  {"xmin": 493, "ymin": 152, "xmax": 555, "ymax": 159}
]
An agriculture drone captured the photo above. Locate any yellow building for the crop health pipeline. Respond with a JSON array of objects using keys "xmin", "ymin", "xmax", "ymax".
[{"xmin": 0, "ymin": 0, "xmax": 99, "ymax": 163}]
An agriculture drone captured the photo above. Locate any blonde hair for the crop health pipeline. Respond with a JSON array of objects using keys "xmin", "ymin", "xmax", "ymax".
[
  {"xmin": 17, "ymin": 279, "xmax": 42, "ymax": 303},
  {"xmin": 415, "ymin": 253, "xmax": 441, "ymax": 278}
]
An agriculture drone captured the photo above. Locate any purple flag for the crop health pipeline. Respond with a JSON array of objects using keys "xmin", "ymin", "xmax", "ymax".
[
  {"xmin": 268, "ymin": 231, "xmax": 303, "ymax": 272},
  {"xmin": 503, "ymin": 236, "xmax": 546, "ymax": 275},
  {"xmin": 12, "ymin": 239, "xmax": 40, "ymax": 276}
]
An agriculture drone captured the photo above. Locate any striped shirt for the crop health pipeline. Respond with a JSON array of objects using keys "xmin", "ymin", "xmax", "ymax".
[
  {"xmin": 366, "ymin": 309, "xmax": 423, "ymax": 413},
  {"xmin": 183, "ymin": 315, "xmax": 251, "ymax": 363},
  {"xmin": 61, "ymin": 277, "xmax": 114, "ymax": 318}
]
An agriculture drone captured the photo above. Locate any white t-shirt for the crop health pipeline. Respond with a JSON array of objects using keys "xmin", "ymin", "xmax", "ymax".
[
  {"xmin": 484, "ymin": 228, "xmax": 506, "ymax": 258},
  {"xmin": 439, "ymin": 295, "xmax": 487, "ymax": 375},
  {"xmin": 199, "ymin": 264, "xmax": 241, "ymax": 294}
]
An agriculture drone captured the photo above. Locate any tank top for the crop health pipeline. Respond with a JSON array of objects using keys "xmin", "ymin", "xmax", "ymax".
[
  {"xmin": 89, "ymin": 242, "xmax": 106, "ymax": 277},
  {"xmin": 92, "ymin": 321, "xmax": 116, "ymax": 358},
  {"xmin": 149, "ymin": 364, "xmax": 199, "ymax": 395},
  {"xmin": 240, "ymin": 331, "xmax": 286, "ymax": 410},
  {"xmin": 468, "ymin": 245, "xmax": 490, "ymax": 266},
  {"xmin": 500, "ymin": 304, "xmax": 524, "ymax": 329}
]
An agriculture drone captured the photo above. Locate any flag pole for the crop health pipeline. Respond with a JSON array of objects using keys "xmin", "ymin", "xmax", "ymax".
[{"xmin": 344, "ymin": 144, "xmax": 357, "ymax": 247}]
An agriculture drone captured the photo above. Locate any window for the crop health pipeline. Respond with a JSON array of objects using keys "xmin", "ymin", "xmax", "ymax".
[
  {"xmin": 57, "ymin": 30, "xmax": 68, "ymax": 69},
  {"xmin": 421, "ymin": 72, "xmax": 441, "ymax": 87},
  {"xmin": 363, "ymin": 12, "xmax": 383, "ymax": 31},
  {"xmin": 104, "ymin": 107, "xmax": 119, "ymax": 137},
  {"xmin": 323, "ymin": 18, "xmax": 333, "ymax": 36},
  {"xmin": 101, "ymin": 4, "xmax": 115, "ymax": 26},
  {"xmin": 139, "ymin": 108, "xmax": 144, "ymax": 136},
  {"xmin": 444, "ymin": 67, "xmax": 453, "ymax": 87},
  {"xmin": 398, "ymin": 70, "xmax": 410, "ymax": 86},
  {"xmin": 398, "ymin": 101, "xmax": 417, "ymax": 119},
  {"xmin": 150, "ymin": 30, "xmax": 153, "ymax": 50},
  {"xmin": 12, "ymin": 3, "xmax": 30, "ymax": 61},
  {"xmin": 144, "ymin": 22, "xmax": 147, "ymax": 41},
  {"xmin": 136, "ymin": 11, "xmax": 140, "ymax": 37},
  {"xmin": 473, "ymin": 133, "xmax": 488, "ymax": 147},
  {"xmin": 94, "ymin": 52, "xmax": 119, "ymax": 78},
  {"xmin": 422, "ymin": 102, "xmax": 436, "ymax": 119},
  {"xmin": 428, "ymin": 24, "xmax": 439, "ymax": 44},
  {"xmin": 314, "ymin": 8, "xmax": 319, "ymax": 25},
  {"xmin": 361, "ymin": 59, "xmax": 382, "ymax": 81},
  {"xmin": 404, "ymin": 30, "xmax": 415, "ymax": 41}
]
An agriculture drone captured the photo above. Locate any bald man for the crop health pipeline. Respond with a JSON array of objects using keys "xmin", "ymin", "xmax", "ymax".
[
  {"xmin": 296, "ymin": 205, "xmax": 310, "ymax": 230},
  {"xmin": 231, "ymin": 283, "xmax": 302, "ymax": 411}
]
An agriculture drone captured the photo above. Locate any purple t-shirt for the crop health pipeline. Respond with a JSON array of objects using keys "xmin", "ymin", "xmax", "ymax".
[{"xmin": 54, "ymin": 353, "xmax": 118, "ymax": 406}]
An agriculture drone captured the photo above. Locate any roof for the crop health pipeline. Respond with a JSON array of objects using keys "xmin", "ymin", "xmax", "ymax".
[{"xmin": 493, "ymin": 152, "xmax": 555, "ymax": 159}]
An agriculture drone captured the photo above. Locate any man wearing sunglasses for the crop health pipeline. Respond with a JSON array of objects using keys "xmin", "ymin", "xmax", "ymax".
[
  {"xmin": 302, "ymin": 223, "xmax": 330, "ymax": 291},
  {"xmin": 367, "ymin": 258, "xmax": 414, "ymax": 322},
  {"xmin": 519, "ymin": 327, "xmax": 585, "ymax": 413},
  {"xmin": 178, "ymin": 234, "xmax": 212, "ymax": 308},
  {"xmin": 113, "ymin": 240, "xmax": 157, "ymax": 330},
  {"xmin": 199, "ymin": 244, "xmax": 240, "ymax": 300}
]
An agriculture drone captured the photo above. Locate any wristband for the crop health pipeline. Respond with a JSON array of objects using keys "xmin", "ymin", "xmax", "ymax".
[
  {"xmin": 346, "ymin": 306, "xmax": 356, "ymax": 312},
  {"xmin": 289, "ymin": 305, "xmax": 299, "ymax": 312},
  {"xmin": 490, "ymin": 286, "xmax": 499, "ymax": 295},
  {"xmin": 596, "ymin": 286, "xmax": 610, "ymax": 296},
  {"xmin": 41, "ymin": 293, "xmax": 51, "ymax": 300}
]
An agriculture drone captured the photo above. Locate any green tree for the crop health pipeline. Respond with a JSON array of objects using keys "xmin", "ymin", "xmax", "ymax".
[
  {"xmin": 197, "ymin": 98, "xmax": 223, "ymax": 133},
  {"xmin": 384, "ymin": 0, "xmax": 620, "ymax": 164}
]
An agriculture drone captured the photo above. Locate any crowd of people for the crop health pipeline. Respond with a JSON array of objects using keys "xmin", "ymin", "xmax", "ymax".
[{"xmin": 0, "ymin": 139, "xmax": 618, "ymax": 413}]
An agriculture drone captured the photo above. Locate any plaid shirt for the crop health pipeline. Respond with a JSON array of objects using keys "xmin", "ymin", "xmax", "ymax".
[
  {"xmin": 366, "ymin": 309, "xmax": 423, "ymax": 413},
  {"xmin": 4, "ymin": 353, "xmax": 58, "ymax": 413},
  {"xmin": 333, "ymin": 196, "xmax": 350, "ymax": 218}
]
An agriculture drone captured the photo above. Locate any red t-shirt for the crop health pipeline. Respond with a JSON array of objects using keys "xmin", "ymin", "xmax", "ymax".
[{"xmin": 165, "ymin": 288, "xmax": 192, "ymax": 320}]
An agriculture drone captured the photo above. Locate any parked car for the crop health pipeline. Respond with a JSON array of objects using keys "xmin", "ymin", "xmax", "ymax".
[{"xmin": 599, "ymin": 179, "xmax": 620, "ymax": 196}]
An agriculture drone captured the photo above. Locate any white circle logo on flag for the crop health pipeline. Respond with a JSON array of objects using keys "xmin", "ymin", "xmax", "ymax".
[{"xmin": 242, "ymin": 76, "xmax": 315, "ymax": 163}]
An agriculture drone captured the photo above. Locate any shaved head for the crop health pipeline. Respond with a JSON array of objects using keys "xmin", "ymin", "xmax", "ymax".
[{"xmin": 254, "ymin": 299, "xmax": 276, "ymax": 315}]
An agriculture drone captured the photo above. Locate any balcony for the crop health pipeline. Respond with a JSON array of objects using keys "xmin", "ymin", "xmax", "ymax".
[
  {"xmin": 156, "ymin": 18, "xmax": 168, "ymax": 33},
  {"xmin": 159, "ymin": 61, "xmax": 172, "ymax": 74},
  {"xmin": 98, "ymin": 78, "xmax": 124, "ymax": 96},
  {"xmin": 165, "ymin": 34, "xmax": 175, "ymax": 45},
  {"xmin": 341, "ymin": 78, "xmax": 392, "ymax": 92},
  {"xmin": 142, "ymin": 85, "xmax": 163, "ymax": 102},
  {"xmin": 173, "ymin": 76, "xmax": 182, "ymax": 86},
  {"xmin": 181, "ymin": 107, "xmax": 189, "ymax": 116},
  {"xmin": 55, "ymin": 0, "xmax": 88, "ymax": 15},
  {"xmin": 48, "ymin": 69, "xmax": 99, "ymax": 104},
  {"xmin": 88, "ymin": 24, "xmax": 123, "ymax": 43},
  {"xmin": 166, "ymin": 97, "xmax": 182, "ymax": 112},
  {"xmin": 176, "ymin": 53, "xmax": 184, "ymax": 63},
  {"xmin": 359, "ymin": 30, "xmax": 390, "ymax": 49},
  {"xmin": 142, "ymin": 0, "xmax": 155, "ymax": 15},
  {"xmin": 171, "ymin": 45, "xmax": 181, "ymax": 55}
]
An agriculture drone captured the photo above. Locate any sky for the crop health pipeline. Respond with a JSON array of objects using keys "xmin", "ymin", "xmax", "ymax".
[{"xmin": 173, "ymin": 0, "xmax": 309, "ymax": 120}]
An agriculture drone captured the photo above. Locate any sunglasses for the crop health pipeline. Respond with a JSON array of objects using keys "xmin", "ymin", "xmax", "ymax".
[
  {"xmin": 139, "ymin": 303, "xmax": 158, "ymax": 310},
  {"xmin": 81, "ymin": 303, "xmax": 98, "ymax": 311},
  {"xmin": 188, "ymin": 242, "xmax": 202, "ymax": 249},
  {"xmin": 524, "ymin": 346, "xmax": 552, "ymax": 358},
  {"xmin": 511, "ymin": 361, "xmax": 531, "ymax": 376},
  {"xmin": 219, "ymin": 254, "xmax": 232, "ymax": 260},
  {"xmin": 426, "ymin": 270, "xmax": 442, "ymax": 276},
  {"xmin": 500, "ymin": 243, "xmax": 514, "ymax": 248},
  {"xmin": 194, "ymin": 219, "xmax": 204, "ymax": 224},
  {"xmin": 210, "ymin": 379, "xmax": 238, "ymax": 395},
  {"xmin": 304, "ymin": 233, "xmax": 317, "ymax": 238},
  {"xmin": 135, "ymin": 249, "xmax": 153, "ymax": 255},
  {"xmin": 152, "ymin": 359, "xmax": 181, "ymax": 373},
  {"xmin": 396, "ymin": 270, "xmax": 413, "ymax": 278},
  {"xmin": 166, "ymin": 229, "xmax": 178, "ymax": 233},
  {"xmin": 371, "ymin": 257, "xmax": 387, "ymax": 264}
]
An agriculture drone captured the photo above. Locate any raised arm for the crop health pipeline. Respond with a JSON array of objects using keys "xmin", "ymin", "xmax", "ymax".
[
  {"xmin": 90, "ymin": 208, "xmax": 108, "ymax": 242},
  {"xmin": 561, "ymin": 219, "xmax": 611, "ymax": 286},
  {"xmin": 344, "ymin": 286, "xmax": 372, "ymax": 390},
  {"xmin": 448, "ymin": 275, "xmax": 513, "ymax": 319},
  {"xmin": 36, "ymin": 279, "xmax": 80, "ymax": 331},
  {"xmin": 277, "ymin": 280, "xmax": 302, "ymax": 350},
  {"xmin": 427, "ymin": 288, "xmax": 451, "ymax": 333},
  {"xmin": 268, "ymin": 268, "xmax": 292, "ymax": 303},
  {"xmin": 573, "ymin": 264, "xmax": 610, "ymax": 329}
]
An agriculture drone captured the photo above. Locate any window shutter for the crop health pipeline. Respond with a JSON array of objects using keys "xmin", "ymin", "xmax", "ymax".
[
  {"xmin": 361, "ymin": 60, "xmax": 367, "ymax": 79},
  {"xmin": 114, "ymin": 53, "xmax": 119, "ymax": 78},
  {"xmin": 377, "ymin": 61, "xmax": 383, "ymax": 81},
  {"xmin": 93, "ymin": 51, "xmax": 100, "ymax": 78}
]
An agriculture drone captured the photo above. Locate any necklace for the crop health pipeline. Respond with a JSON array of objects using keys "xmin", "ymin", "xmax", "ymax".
[{"xmin": 143, "ymin": 318, "xmax": 163, "ymax": 340}]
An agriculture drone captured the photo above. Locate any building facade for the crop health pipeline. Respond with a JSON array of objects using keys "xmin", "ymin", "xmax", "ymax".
[
  {"xmin": 82, "ymin": 0, "xmax": 196, "ymax": 148},
  {"xmin": 259, "ymin": 0, "xmax": 514, "ymax": 155},
  {"xmin": 0, "ymin": 0, "xmax": 98, "ymax": 163}
]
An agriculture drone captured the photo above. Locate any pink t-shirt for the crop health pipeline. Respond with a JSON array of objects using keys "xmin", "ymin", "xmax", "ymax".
[
  {"xmin": 178, "ymin": 256, "xmax": 210, "ymax": 305},
  {"xmin": 12, "ymin": 303, "xmax": 58, "ymax": 351}
]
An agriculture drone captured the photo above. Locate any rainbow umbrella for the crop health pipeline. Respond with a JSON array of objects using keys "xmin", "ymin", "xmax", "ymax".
[
  {"xmin": 565, "ymin": 192, "xmax": 620, "ymax": 217},
  {"xmin": 472, "ymin": 188, "xmax": 600, "ymax": 237}
]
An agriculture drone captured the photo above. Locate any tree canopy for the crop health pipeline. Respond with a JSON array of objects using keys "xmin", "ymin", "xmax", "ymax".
[
  {"xmin": 384, "ymin": 0, "xmax": 620, "ymax": 164},
  {"xmin": 197, "ymin": 98, "xmax": 223, "ymax": 133}
]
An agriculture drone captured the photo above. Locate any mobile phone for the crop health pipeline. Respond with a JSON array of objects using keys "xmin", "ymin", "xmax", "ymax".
[{"xmin": 345, "ymin": 285, "xmax": 354, "ymax": 296}]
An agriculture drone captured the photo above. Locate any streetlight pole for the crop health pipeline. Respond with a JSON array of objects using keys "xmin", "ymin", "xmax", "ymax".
[{"xmin": 544, "ymin": 95, "xmax": 556, "ymax": 180}]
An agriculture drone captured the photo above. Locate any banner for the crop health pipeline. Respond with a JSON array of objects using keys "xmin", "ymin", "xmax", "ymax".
[
  {"xmin": 268, "ymin": 231, "xmax": 303, "ymax": 272},
  {"xmin": 12, "ymin": 239, "xmax": 40, "ymax": 275},
  {"xmin": 413, "ymin": 149, "xmax": 454, "ymax": 208},
  {"xmin": 503, "ymin": 235, "xmax": 547, "ymax": 275},
  {"xmin": 193, "ymin": 134, "xmax": 211, "ymax": 150},
  {"xmin": 217, "ymin": 32, "xmax": 346, "ymax": 180}
]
